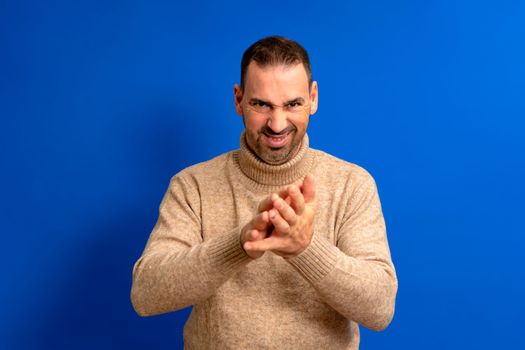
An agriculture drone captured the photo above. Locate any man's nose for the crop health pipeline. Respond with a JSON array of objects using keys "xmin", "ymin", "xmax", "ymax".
[{"xmin": 267, "ymin": 108, "xmax": 288, "ymax": 133}]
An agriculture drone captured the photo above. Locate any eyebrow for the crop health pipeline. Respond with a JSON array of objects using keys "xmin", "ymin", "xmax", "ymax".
[
  {"xmin": 249, "ymin": 97, "xmax": 306, "ymax": 105},
  {"xmin": 286, "ymin": 97, "xmax": 306, "ymax": 104}
]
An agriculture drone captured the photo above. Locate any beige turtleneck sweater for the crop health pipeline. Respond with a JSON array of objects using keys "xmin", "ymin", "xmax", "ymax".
[{"xmin": 131, "ymin": 133, "xmax": 398, "ymax": 349}]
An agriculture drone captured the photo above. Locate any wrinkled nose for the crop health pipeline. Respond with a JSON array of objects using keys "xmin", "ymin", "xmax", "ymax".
[{"xmin": 267, "ymin": 109, "xmax": 288, "ymax": 134}]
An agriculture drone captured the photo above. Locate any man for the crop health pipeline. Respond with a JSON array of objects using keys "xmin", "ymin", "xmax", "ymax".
[{"xmin": 131, "ymin": 36, "xmax": 398, "ymax": 349}]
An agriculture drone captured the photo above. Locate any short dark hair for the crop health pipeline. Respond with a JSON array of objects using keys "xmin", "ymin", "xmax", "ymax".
[{"xmin": 240, "ymin": 36, "xmax": 313, "ymax": 91}]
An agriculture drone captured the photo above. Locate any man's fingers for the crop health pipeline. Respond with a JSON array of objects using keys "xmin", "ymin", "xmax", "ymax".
[
  {"xmin": 256, "ymin": 175, "xmax": 314, "ymax": 219},
  {"xmin": 301, "ymin": 174, "xmax": 316, "ymax": 203},
  {"xmin": 269, "ymin": 209, "xmax": 291, "ymax": 234},
  {"xmin": 242, "ymin": 230, "xmax": 266, "ymax": 259},
  {"xmin": 257, "ymin": 189, "xmax": 289, "ymax": 212},
  {"xmin": 272, "ymin": 196, "xmax": 297, "ymax": 226},
  {"xmin": 252, "ymin": 211, "xmax": 270, "ymax": 230},
  {"xmin": 257, "ymin": 197, "xmax": 273, "ymax": 213},
  {"xmin": 244, "ymin": 235, "xmax": 282, "ymax": 252},
  {"xmin": 287, "ymin": 185, "xmax": 305, "ymax": 215},
  {"xmin": 246, "ymin": 229, "xmax": 265, "ymax": 242}
]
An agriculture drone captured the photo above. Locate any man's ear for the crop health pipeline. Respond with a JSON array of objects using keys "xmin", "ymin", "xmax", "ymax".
[
  {"xmin": 309, "ymin": 81, "xmax": 319, "ymax": 115},
  {"xmin": 234, "ymin": 84, "xmax": 244, "ymax": 116}
]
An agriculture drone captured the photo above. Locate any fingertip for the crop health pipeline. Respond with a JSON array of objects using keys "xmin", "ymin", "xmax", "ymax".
[
  {"xmin": 246, "ymin": 240, "xmax": 263, "ymax": 252},
  {"xmin": 305, "ymin": 173, "xmax": 315, "ymax": 184}
]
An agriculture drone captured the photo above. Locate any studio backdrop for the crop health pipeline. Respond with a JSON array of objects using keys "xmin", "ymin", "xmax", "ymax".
[{"xmin": 1, "ymin": 1, "xmax": 524, "ymax": 349}]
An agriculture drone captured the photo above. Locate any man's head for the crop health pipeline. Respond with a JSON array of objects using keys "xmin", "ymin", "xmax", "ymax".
[{"xmin": 234, "ymin": 36, "xmax": 318, "ymax": 165}]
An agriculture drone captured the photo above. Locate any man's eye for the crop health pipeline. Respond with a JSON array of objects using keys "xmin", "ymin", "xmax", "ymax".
[
  {"xmin": 252, "ymin": 101, "xmax": 270, "ymax": 108},
  {"xmin": 287, "ymin": 102, "xmax": 301, "ymax": 108}
]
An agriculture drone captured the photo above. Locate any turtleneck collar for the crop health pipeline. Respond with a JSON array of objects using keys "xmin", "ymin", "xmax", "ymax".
[{"xmin": 234, "ymin": 130, "xmax": 316, "ymax": 187}]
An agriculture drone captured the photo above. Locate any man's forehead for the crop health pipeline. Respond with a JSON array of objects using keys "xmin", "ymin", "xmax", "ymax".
[
  {"xmin": 243, "ymin": 61, "xmax": 310, "ymax": 98},
  {"xmin": 245, "ymin": 61, "xmax": 308, "ymax": 79}
]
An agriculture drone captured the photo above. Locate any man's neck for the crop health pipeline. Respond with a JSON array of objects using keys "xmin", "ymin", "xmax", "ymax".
[{"xmin": 235, "ymin": 131, "xmax": 315, "ymax": 187}]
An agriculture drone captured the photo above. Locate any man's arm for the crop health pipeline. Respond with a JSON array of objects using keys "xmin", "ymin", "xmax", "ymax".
[
  {"xmin": 245, "ymin": 173, "xmax": 398, "ymax": 331},
  {"xmin": 130, "ymin": 174, "xmax": 269, "ymax": 316},
  {"xmin": 287, "ymin": 173, "xmax": 397, "ymax": 331}
]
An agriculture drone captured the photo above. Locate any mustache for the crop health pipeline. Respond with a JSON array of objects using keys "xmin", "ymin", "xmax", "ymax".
[{"xmin": 261, "ymin": 125, "xmax": 296, "ymax": 136}]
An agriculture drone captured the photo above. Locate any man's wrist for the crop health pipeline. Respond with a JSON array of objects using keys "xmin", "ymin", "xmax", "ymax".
[{"xmin": 285, "ymin": 232, "xmax": 339, "ymax": 283}]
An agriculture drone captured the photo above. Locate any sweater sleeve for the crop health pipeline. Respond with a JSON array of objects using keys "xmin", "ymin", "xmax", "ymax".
[
  {"xmin": 130, "ymin": 174, "xmax": 252, "ymax": 316},
  {"xmin": 286, "ymin": 172, "xmax": 398, "ymax": 331}
]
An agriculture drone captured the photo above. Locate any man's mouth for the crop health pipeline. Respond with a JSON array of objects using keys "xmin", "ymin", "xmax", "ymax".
[{"xmin": 262, "ymin": 132, "xmax": 291, "ymax": 148}]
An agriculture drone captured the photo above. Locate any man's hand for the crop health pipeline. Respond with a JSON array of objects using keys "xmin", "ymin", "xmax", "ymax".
[
  {"xmin": 240, "ymin": 210, "xmax": 272, "ymax": 259},
  {"xmin": 243, "ymin": 174, "xmax": 316, "ymax": 258}
]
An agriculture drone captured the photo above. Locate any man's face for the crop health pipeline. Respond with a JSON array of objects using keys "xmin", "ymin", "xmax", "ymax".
[{"xmin": 234, "ymin": 61, "xmax": 318, "ymax": 165}]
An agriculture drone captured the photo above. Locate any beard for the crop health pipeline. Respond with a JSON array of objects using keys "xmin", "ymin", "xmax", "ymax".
[{"xmin": 245, "ymin": 124, "xmax": 304, "ymax": 165}]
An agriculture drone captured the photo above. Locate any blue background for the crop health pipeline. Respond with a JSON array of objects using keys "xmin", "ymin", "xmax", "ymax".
[{"xmin": 1, "ymin": 0, "xmax": 524, "ymax": 349}]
